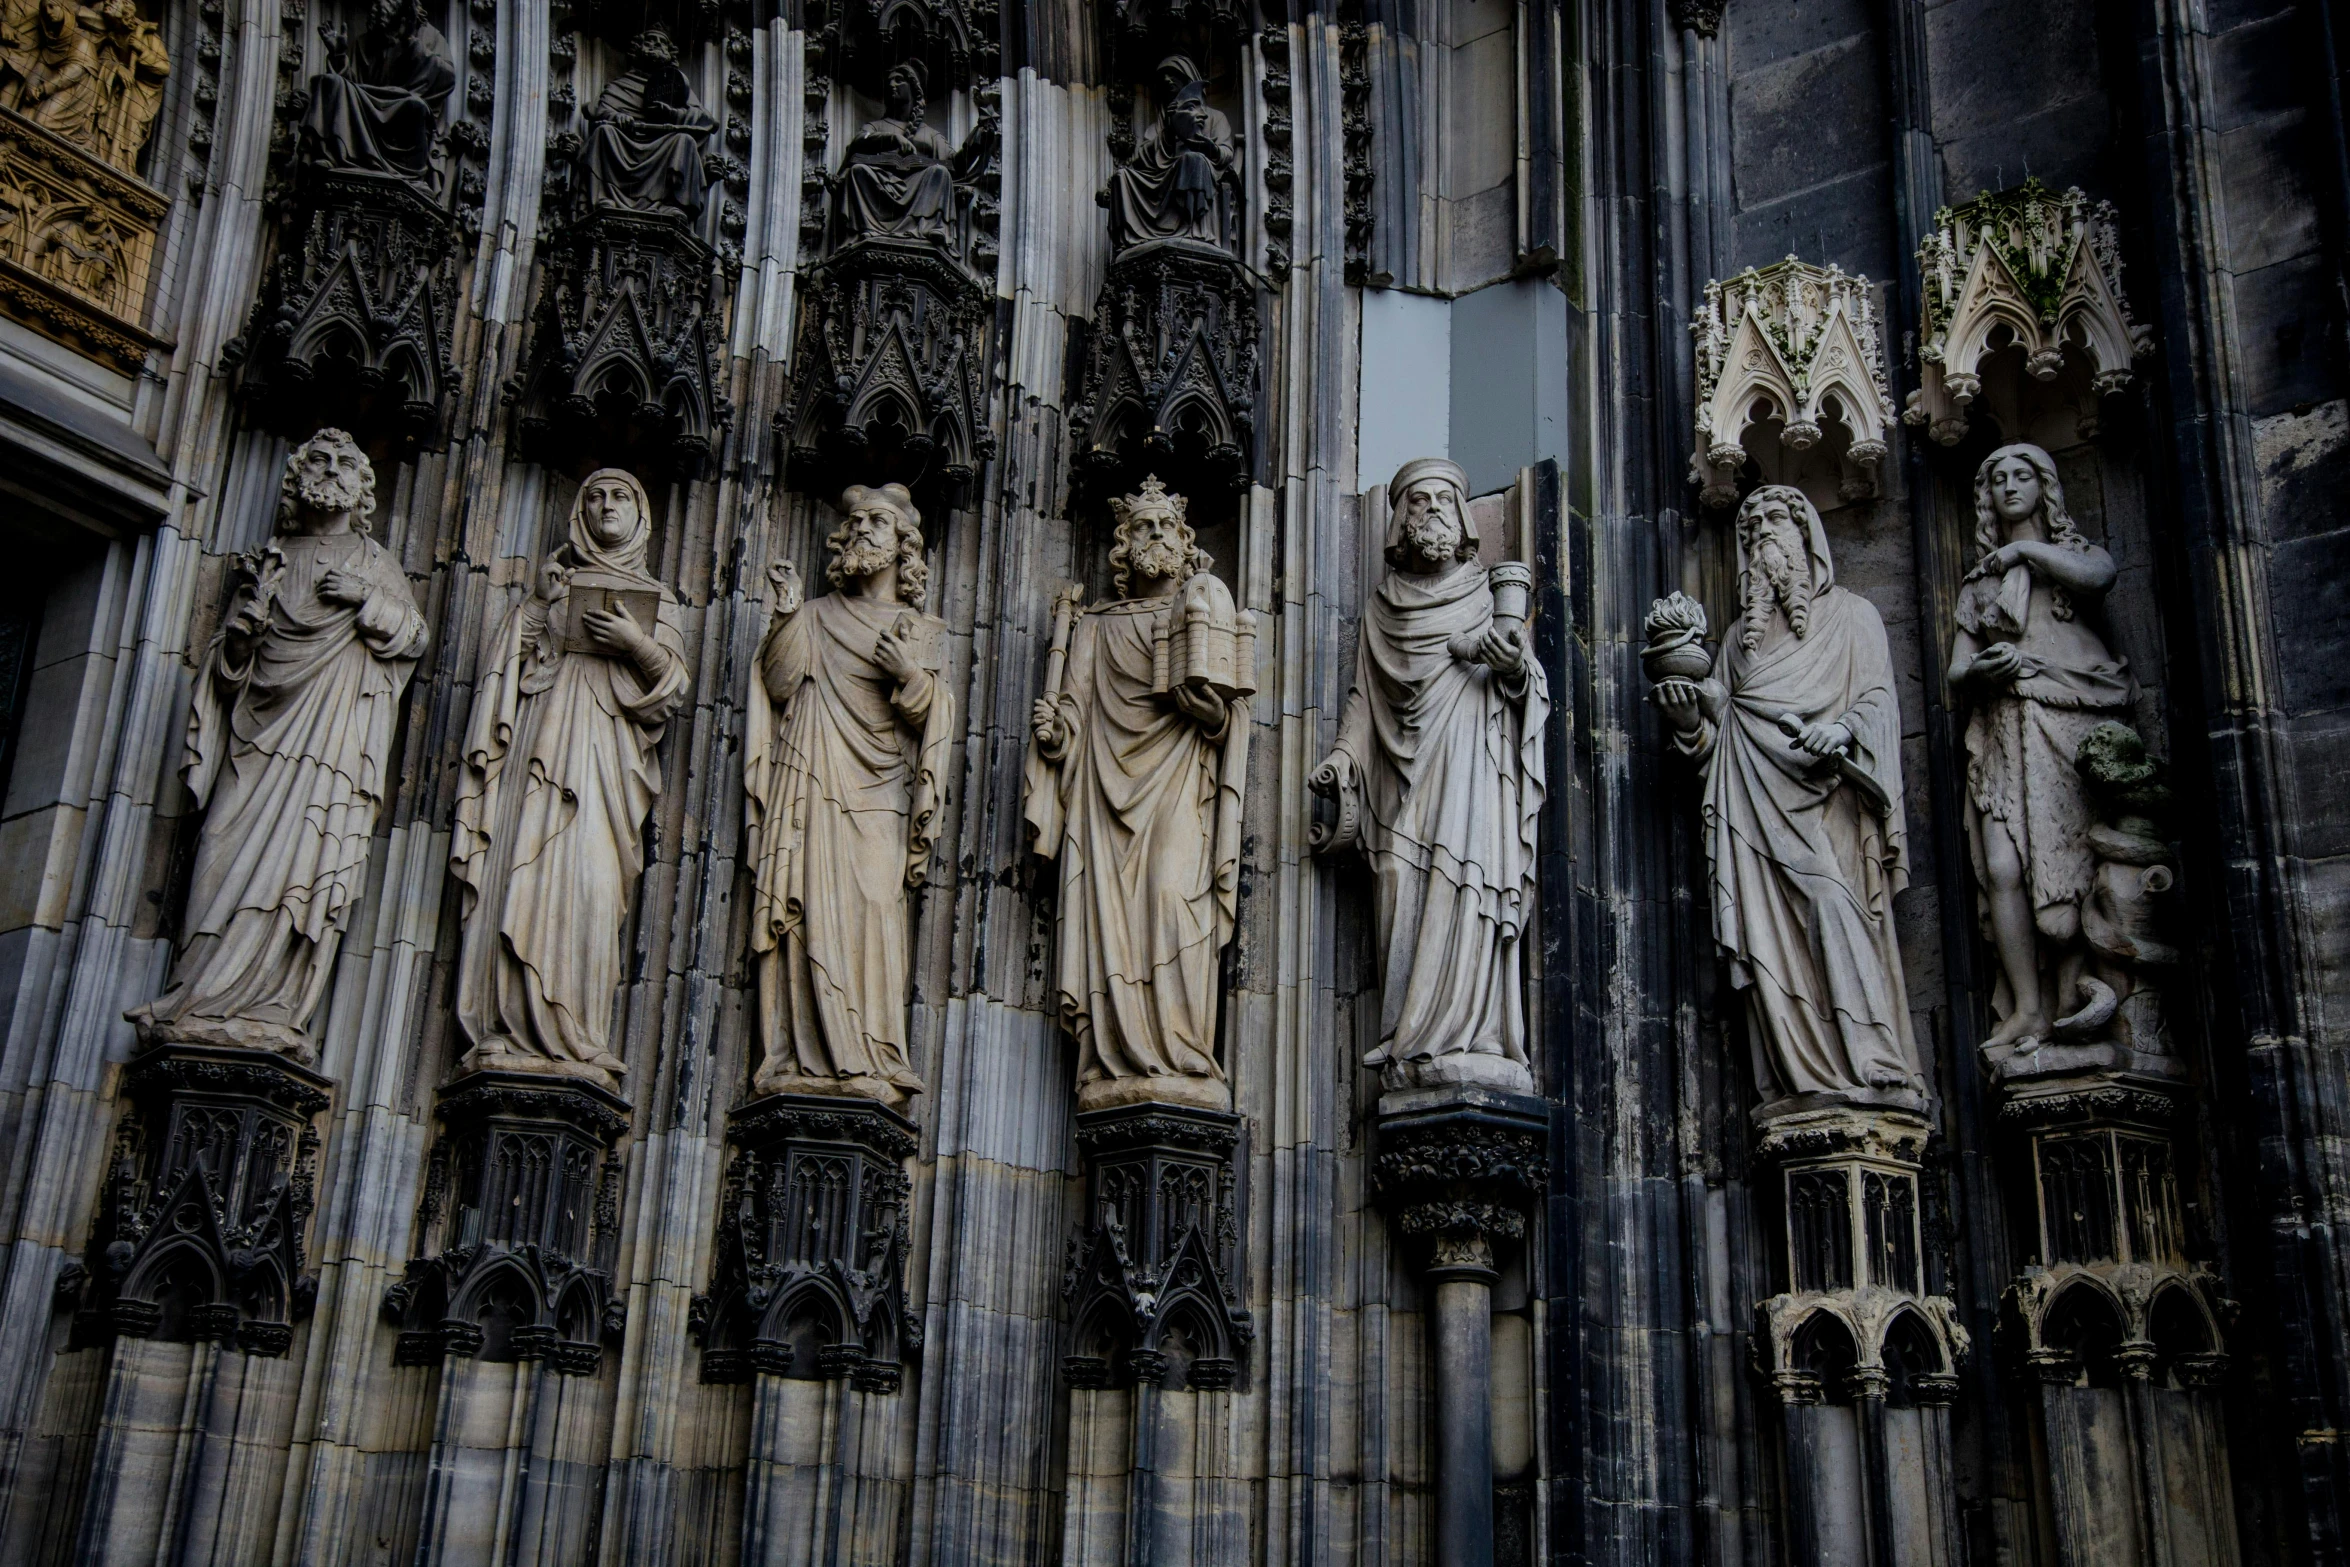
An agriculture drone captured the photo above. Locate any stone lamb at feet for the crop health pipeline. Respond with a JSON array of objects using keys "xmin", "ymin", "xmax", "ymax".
[
  {"xmin": 129, "ymin": 430, "xmax": 427, "ymax": 1059},
  {"xmin": 1024, "ymin": 477, "xmax": 1254, "ymax": 1111},
  {"xmin": 1946, "ymin": 442, "xmax": 2134, "ymax": 1056},
  {"xmin": 746, "ymin": 484, "xmax": 953, "ymax": 1106},
  {"xmin": 1313, "ymin": 457, "xmax": 1548, "ymax": 1093},
  {"xmin": 451, "ymin": 468, "xmax": 690, "ymax": 1085},
  {"xmin": 1647, "ymin": 485, "xmax": 1927, "ymax": 1113}
]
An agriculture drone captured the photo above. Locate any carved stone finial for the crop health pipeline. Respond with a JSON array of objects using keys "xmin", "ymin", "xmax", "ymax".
[
  {"xmin": 1904, "ymin": 180, "xmax": 2151, "ymax": 445},
  {"xmin": 1689, "ymin": 258, "xmax": 1896, "ymax": 509}
]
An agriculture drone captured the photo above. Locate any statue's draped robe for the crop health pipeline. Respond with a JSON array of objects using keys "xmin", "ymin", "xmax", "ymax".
[
  {"xmin": 834, "ymin": 118, "xmax": 957, "ymax": 246},
  {"xmin": 1329, "ymin": 563, "xmax": 1547, "ymax": 1071},
  {"xmin": 1104, "ymin": 94, "xmax": 1234, "ymax": 250},
  {"xmin": 1024, "ymin": 596, "xmax": 1248, "ymax": 1097},
  {"xmin": 136, "ymin": 532, "xmax": 426, "ymax": 1050},
  {"xmin": 746, "ymin": 592, "xmax": 952, "ymax": 1089},
  {"xmin": 1690, "ymin": 584, "xmax": 1921, "ymax": 1099},
  {"xmin": 300, "ymin": 20, "xmax": 454, "ymax": 187},
  {"xmin": 452, "ymin": 564, "xmax": 689, "ymax": 1070},
  {"xmin": 93, "ymin": 13, "xmax": 168, "ymax": 170},
  {"xmin": 1956, "ymin": 558, "xmax": 2132, "ymax": 945},
  {"xmin": 21, "ymin": 14, "xmax": 100, "ymax": 140},
  {"xmin": 580, "ymin": 63, "xmax": 713, "ymax": 217}
]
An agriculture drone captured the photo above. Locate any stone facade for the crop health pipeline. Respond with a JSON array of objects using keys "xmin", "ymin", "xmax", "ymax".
[{"xmin": 0, "ymin": 0, "xmax": 2342, "ymax": 1563}]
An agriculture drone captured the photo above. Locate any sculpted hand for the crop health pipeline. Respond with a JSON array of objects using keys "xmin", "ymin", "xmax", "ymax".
[
  {"xmin": 873, "ymin": 624, "xmax": 916, "ymax": 681},
  {"xmin": 1970, "ymin": 641, "xmax": 2024, "ymax": 684},
  {"xmin": 1031, "ymin": 697, "xmax": 1064, "ymax": 751},
  {"xmin": 1969, "ymin": 542, "xmax": 2029, "ymax": 580},
  {"xmin": 317, "ymin": 568, "xmax": 370, "ymax": 608},
  {"xmin": 320, "ymin": 21, "xmax": 349, "ymax": 71},
  {"xmin": 1172, "ymin": 682, "xmax": 1227, "ymax": 730},
  {"xmin": 1792, "ymin": 720, "xmax": 1853, "ymax": 758},
  {"xmin": 1651, "ymin": 676, "xmax": 1706, "ymax": 733},
  {"xmin": 767, "ymin": 558, "xmax": 802, "ymax": 615},
  {"xmin": 537, "ymin": 559, "xmax": 572, "ymax": 604},
  {"xmin": 584, "ymin": 604, "xmax": 656, "ymax": 664},
  {"xmin": 1476, "ymin": 625, "xmax": 1527, "ymax": 675}
]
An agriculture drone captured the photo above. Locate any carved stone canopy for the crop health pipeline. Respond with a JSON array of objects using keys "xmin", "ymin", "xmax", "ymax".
[
  {"xmin": 1689, "ymin": 258, "xmax": 1896, "ymax": 510},
  {"xmin": 1070, "ymin": 237, "xmax": 1259, "ymax": 512},
  {"xmin": 814, "ymin": 0, "xmax": 1001, "ymax": 100},
  {"xmin": 1106, "ymin": 0, "xmax": 1247, "ymax": 79},
  {"xmin": 233, "ymin": 170, "xmax": 463, "ymax": 454},
  {"xmin": 1904, "ymin": 180, "xmax": 2152, "ymax": 446},
  {"xmin": 515, "ymin": 207, "xmax": 728, "ymax": 479}
]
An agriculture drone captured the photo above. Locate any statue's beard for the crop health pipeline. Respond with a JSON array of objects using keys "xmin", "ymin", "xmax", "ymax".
[
  {"xmin": 835, "ymin": 536, "xmax": 896, "ymax": 582},
  {"xmin": 297, "ymin": 470, "xmax": 364, "ymax": 518},
  {"xmin": 1740, "ymin": 525, "xmax": 1809, "ymax": 652},
  {"xmin": 1403, "ymin": 510, "xmax": 1462, "ymax": 566},
  {"xmin": 1128, "ymin": 537, "xmax": 1187, "ymax": 585}
]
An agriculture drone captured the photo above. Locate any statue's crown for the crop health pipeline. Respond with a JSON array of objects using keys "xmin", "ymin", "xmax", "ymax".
[{"xmin": 1110, "ymin": 475, "xmax": 1187, "ymax": 528}]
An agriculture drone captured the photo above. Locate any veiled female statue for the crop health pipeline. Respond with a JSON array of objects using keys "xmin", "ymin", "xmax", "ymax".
[
  {"xmin": 452, "ymin": 470, "xmax": 691, "ymax": 1083},
  {"xmin": 1947, "ymin": 443, "xmax": 2134, "ymax": 1052},
  {"xmin": 1103, "ymin": 55, "xmax": 1238, "ymax": 254}
]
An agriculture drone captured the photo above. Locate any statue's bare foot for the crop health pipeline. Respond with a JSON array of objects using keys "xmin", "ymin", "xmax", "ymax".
[{"xmin": 1983, "ymin": 1010, "xmax": 2050, "ymax": 1054}]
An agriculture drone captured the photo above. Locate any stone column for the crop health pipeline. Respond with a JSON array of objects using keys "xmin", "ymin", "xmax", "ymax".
[
  {"xmin": 1752, "ymin": 1106, "xmax": 1967, "ymax": 1567},
  {"xmin": 1371, "ymin": 1086, "xmax": 1548, "ymax": 1567},
  {"xmin": 383, "ymin": 1071, "xmax": 630, "ymax": 1567},
  {"xmin": 691, "ymin": 1093, "xmax": 919, "ymax": 1567},
  {"xmin": 64, "ymin": 1044, "xmax": 331, "ymax": 1565}
]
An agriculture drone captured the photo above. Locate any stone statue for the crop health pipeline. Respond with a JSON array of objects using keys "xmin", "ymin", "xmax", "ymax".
[
  {"xmin": 2061, "ymin": 722, "xmax": 2176, "ymax": 1057},
  {"xmin": 90, "ymin": 0, "xmax": 167, "ymax": 172},
  {"xmin": 1103, "ymin": 54, "xmax": 1238, "ymax": 254},
  {"xmin": 11, "ymin": 0, "xmax": 101, "ymax": 141},
  {"xmin": 1646, "ymin": 485, "xmax": 1926, "ymax": 1111},
  {"xmin": 832, "ymin": 60, "xmax": 994, "ymax": 255},
  {"xmin": 578, "ymin": 27, "xmax": 715, "ymax": 220},
  {"xmin": 298, "ymin": 0, "xmax": 455, "ymax": 194},
  {"xmin": 1024, "ymin": 477, "xmax": 1255, "ymax": 1112},
  {"xmin": 127, "ymin": 431, "xmax": 428, "ymax": 1058},
  {"xmin": 1311, "ymin": 458, "xmax": 1549, "ymax": 1093},
  {"xmin": 1945, "ymin": 443, "xmax": 2133, "ymax": 1053},
  {"xmin": 746, "ymin": 484, "xmax": 954, "ymax": 1106},
  {"xmin": 452, "ymin": 469, "xmax": 691, "ymax": 1084}
]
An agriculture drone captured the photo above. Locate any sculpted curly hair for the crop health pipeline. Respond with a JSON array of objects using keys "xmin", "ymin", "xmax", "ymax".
[
  {"xmin": 276, "ymin": 428, "xmax": 378, "ymax": 534},
  {"xmin": 828, "ymin": 484, "xmax": 930, "ymax": 605}
]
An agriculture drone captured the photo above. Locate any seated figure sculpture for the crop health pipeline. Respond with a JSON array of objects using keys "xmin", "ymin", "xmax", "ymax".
[
  {"xmin": 579, "ymin": 27, "xmax": 716, "ymax": 220},
  {"xmin": 832, "ymin": 60, "xmax": 993, "ymax": 256},
  {"xmin": 299, "ymin": 0, "xmax": 456, "ymax": 194},
  {"xmin": 1103, "ymin": 54, "xmax": 1237, "ymax": 254}
]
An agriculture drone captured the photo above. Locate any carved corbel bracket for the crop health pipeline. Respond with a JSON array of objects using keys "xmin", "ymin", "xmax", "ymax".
[
  {"xmin": 1061, "ymin": 1102, "xmax": 1252, "ymax": 1391},
  {"xmin": 232, "ymin": 171, "xmax": 464, "ymax": 454},
  {"xmin": 1371, "ymin": 1087, "xmax": 1548, "ymax": 1280},
  {"xmin": 1903, "ymin": 180, "xmax": 2152, "ymax": 446},
  {"xmin": 64, "ymin": 1044, "xmax": 332, "ymax": 1358},
  {"xmin": 690, "ymin": 1094, "xmax": 921, "ymax": 1393},
  {"xmin": 1689, "ymin": 257, "xmax": 1896, "ymax": 510},
  {"xmin": 1069, "ymin": 238, "xmax": 1260, "ymax": 511},
  {"xmin": 1750, "ymin": 1106, "xmax": 1969, "ymax": 1407},
  {"xmin": 781, "ymin": 236, "xmax": 998, "ymax": 501},
  {"xmin": 381, "ymin": 1071, "xmax": 631, "ymax": 1376},
  {"xmin": 514, "ymin": 207, "xmax": 730, "ymax": 479}
]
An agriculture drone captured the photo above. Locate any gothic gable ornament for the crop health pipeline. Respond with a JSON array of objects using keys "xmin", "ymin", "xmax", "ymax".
[
  {"xmin": 1904, "ymin": 181, "xmax": 2151, "ymax": 446},
  {"xmin": 1690, "ymin": 258, "xmax": 1896, "ymax": 510}
]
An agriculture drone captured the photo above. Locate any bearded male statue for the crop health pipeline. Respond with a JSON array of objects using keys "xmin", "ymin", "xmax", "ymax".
[
  {"xmin": 1024, "ymin": 477, "xmax": 1254, "ymax": 1111},
  {"xmin": 746, "ymin": 484, "xmax": 954, "ymax": 1106},
  {"xmin": 1647, "ymin": 485, "xmax": 1926, "ymax": 1112},
  {"xmin": 129, "ymin": 430, "xmax": 428, "ymax": 1058},
  {"xmin": 1312, "ymin": 458, "xmax": 1548, "ymax": 1092}
]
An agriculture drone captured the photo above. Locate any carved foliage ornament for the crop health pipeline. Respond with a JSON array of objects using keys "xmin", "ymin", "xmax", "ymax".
[
  {"xmin": 1690, "ymin": 258, "xmax": 1895, "ymax": 509},
  {"xmin": 1905, "ymin": 180, "xmax": 2152, "ymax": 445}
]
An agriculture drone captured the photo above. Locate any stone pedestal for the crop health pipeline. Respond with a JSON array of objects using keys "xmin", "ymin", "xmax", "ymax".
[
  {"xmin": 1058, "ymin": 1100, "xmax": 1252, "ymax": 1567},
  {"xmin": 1372, "ymin": 1085, "xmax": 1548, "ymax": 1567},
  {"xmin": 65, "ymin": 1044, "xmax": 330, "ymax": 1566},
  {"xmin": 1752, "ymin": 1106, "xmax": 1966, "ymax": 1567},
  {"xmin": 1991, "ymin": 1063, "xmax": 2238, "ymax": 1567},
  {"xmin": 388, "ymin": 1071, "xmax": 630, "ymax": 1567}
]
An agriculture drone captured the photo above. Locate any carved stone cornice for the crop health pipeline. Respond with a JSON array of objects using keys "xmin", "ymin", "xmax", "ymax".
[
  {"xmin": 1371, "ymin": 1089, "xmax": 1548, "ymax": 1259},
  {"xmin": 1062, "ymin": 1101, "xmax": 1252, "ymax": 1391},
  {"xmin": 1070, "ymin": 237, "xmax": 1259, "ymax": 509},
  {"xmin": 381, "ymin": 1071, "xmax": 632, "ymax": 1376},
  {"xmin": 691, "ymin": 1094, "xmax": 920, "ymax": 1392},
  {"xmin": 65, "ymin": 1045, "xmax": 332, "ymax": 1358},
  {"xmin": 1689, "ymin": 258, "xmax": 1896, "ymax": 509},
  {"xmin": 1903, "ymin": 180, "xmax": 2151, "ymax": 445},
  {"xmin": 0, "ymin": 106, "xmax": 169, "ymax": 371},
  {"xmin": 231, "ymin": 171, "xmax": 463, "ymax": 453},
  {"xmin": 515, "ymin": 207, "xmax": 729, "ymax": 479}
]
